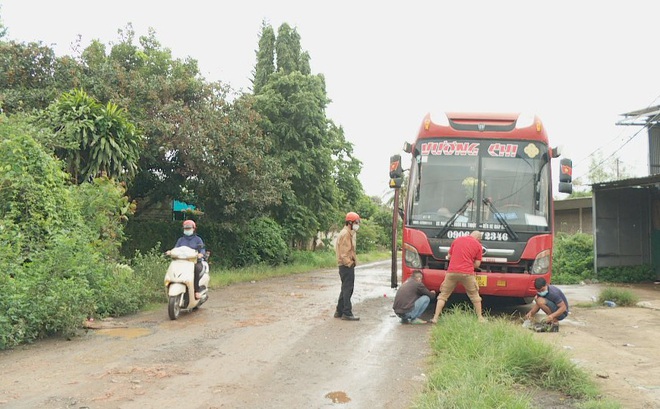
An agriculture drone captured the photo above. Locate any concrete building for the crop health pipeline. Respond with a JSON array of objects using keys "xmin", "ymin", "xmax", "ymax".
[{"xmin": 554, "ymin": 197, "xmax": 592, "ymax": 235}]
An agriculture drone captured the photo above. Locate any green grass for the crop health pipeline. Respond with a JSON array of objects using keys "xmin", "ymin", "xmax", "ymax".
[
  {"xmin": 414, "ymin": 308, "xmax": 620, "ymax": 409},
  {"xmin": 138, "ymin": 249, "xmax": 390, "ymax": 303},
  {"xmin": 205, "ymin": 249, "xmax": 389, "ymax": 288},
  {"xmin": 597, "ymin": 287, "xmax": 639, "ymax": 307},
  {"xmin": 573, "ymin": 301, "xmax": 599, "ymax": 308}
]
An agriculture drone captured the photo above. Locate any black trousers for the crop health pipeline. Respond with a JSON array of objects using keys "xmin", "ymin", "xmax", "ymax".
[
  {"xmin": 336, "ymin": 265, "xmax": 355, "ymax": 316},
  {"xmin": 194, "ymin": 261, "xmax": 203, "ymax": 293}
]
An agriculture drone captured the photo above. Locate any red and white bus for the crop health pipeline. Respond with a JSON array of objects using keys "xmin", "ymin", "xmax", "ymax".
[{"xmin": 392, "ymin": 112, "xmax": 572, "ymax": 304}]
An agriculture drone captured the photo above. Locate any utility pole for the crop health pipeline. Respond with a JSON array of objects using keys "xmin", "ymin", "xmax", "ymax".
[{"xmin": 616, "ymin": 158, "xmax": 620, "ymax": 179}]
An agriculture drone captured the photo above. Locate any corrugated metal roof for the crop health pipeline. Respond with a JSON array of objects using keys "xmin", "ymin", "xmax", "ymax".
[
  {"xmin": 616, "ymin": 105, "xmax": 660, "ymax": 126},
  {"xmin": 592, "ymin": 174, "xmax": 660, "ymax": 190}
]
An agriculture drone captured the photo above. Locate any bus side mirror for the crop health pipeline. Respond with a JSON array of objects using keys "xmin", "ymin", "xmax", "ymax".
[
  {"xmin": 389, "ymin": 154, "xmax": 403, "ymax": 189},
  {"xmin": 551, "ymin": 145, "xmax": 563, "ymax": 158},
  {"xmin": 558, "ymin": 158, "xmax": 573, "ymax": 194}
]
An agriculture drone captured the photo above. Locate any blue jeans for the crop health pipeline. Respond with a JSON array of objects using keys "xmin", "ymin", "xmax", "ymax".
[
  {"xmin": 545, "ymin": 300, "xmax": 568, "ymax": 321},
  {"xmin": 402, "ymin": 295, "xmax": 431, "ymax": 321}
]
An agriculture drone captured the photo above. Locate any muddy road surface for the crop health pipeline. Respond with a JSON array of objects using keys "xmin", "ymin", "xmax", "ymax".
[
  {"xmin": 2, "ymin": 261, "xmax": 660, "ymax": 409},
  {"xmin": 0, "ymin": 261, "xmax": 432, "ymax": 409}
]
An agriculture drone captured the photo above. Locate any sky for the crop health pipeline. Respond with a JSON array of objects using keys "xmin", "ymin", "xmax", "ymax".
[{"xmin": 2, "ymin": 1, "xmax": 658, "ymax": 199}]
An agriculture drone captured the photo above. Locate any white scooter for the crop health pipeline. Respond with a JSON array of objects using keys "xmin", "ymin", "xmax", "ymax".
[{"xmin": 164, "ymin": 246, "xmax": 210, "ymax": 320}]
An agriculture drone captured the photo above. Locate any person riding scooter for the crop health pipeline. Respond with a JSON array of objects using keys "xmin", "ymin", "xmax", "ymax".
[{"xmin": 168, "ymin": 220, "xmax": 206, "ymax": 300}]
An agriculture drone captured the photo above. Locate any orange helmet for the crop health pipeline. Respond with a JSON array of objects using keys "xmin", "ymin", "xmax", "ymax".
[
  {"xmin": 182, "ymin": 220, "xmax": 196, "ymax": 230},
  {"xmin": 345, "ymin": 212, "xmax": 360, "ymax": 222}
]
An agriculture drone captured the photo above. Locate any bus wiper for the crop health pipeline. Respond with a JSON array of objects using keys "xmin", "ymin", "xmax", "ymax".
[
  {"xmin": 482, "ymin": 198, "xmax": 519, "ymax": 240},
  {"xmin": 436, "ymin": 198, "xmax": 474, "ymax": 238}
]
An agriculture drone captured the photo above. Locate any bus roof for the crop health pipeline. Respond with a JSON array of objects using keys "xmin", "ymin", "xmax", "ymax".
[{"xmin": 417, "ymin": 112, "xmax": 549, "ymax": 143}]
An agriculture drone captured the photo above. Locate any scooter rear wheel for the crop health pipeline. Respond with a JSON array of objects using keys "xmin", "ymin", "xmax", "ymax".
[{"xmin": 168, "ymin": 294, "xmax": 182, "ymax": 320}]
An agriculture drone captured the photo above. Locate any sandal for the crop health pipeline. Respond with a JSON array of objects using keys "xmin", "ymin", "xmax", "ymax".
[{"xmin": 410, "ymin": 318, "xmax": 428, "ymax": 325}]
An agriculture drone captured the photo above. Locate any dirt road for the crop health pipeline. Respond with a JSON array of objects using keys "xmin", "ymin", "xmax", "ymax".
[
  {"xmin": 537, "ymin": 283, "xmax": 660, "ymax": 409},
  {"xmin": 0, "ymin": 261, "xmax": 432, "ymax": 409},
  {"xmin": 1, "ymin": 262, "xmax": 659, "ymax": 409}
]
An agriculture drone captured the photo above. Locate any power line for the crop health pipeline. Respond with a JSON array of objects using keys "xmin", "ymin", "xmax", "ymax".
[
  {"xmin": 574, "ymin": 94, "xmax": 660, "ymax": 181},
  {"xmin": 584, "ymin": 121, "xmax": 651, "ymax": 177}
]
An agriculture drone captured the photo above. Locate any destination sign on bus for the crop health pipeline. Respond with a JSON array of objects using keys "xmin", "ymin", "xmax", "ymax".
[{"xmin": 419, "ymin": 141, "xmax": 544, "ymax": 160}]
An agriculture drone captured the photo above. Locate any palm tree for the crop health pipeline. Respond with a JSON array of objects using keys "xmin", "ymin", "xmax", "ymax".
[{"xmin": 42, "ymin": 88, "xmax": 142, "ymax": 184}]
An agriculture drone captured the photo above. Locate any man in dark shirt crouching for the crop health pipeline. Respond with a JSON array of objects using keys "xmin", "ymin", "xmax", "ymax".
[{"xmin": 393, "ymin": 270, "xmax": 436, "ymax": 324}]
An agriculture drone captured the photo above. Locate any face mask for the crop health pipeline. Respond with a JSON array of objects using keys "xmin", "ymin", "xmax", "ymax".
[
  {"xmin": 352, "ymin": 224, "xmax": 360, "ymax": 232},
  {"xmin": 537, "ymin": 290, "xmax": 548, "ymax": 297},
  {"xmin": 183, "ymin": 229, "xmax": 193, "ymax": 236}
]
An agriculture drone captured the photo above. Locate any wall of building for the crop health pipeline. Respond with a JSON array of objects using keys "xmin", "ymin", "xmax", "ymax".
[{"xmin": 554, "ymin": 197, "xmax": 593, "ymax": 235}]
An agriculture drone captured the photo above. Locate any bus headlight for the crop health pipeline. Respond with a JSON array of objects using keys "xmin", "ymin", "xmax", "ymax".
[
  {"xmin": 531, "ymin": 249, "xmax": 550, "ymax": 275},
  {"xmin": 403, "ymin": 243, "xmax": 422, "ymax": 268}
]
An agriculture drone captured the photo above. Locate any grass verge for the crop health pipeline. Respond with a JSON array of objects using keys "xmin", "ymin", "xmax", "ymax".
[
  {"xmin": 208, "ymin": 249, "xmax": 390, "ymax": 288},
  {"xmin": 414, "ymin": 308, "xmax": 620, "ymax": 409}
]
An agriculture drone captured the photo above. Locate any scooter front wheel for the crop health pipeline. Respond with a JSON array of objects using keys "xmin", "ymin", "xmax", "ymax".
[{"xmin": 168, "ymin": 293, "xmax": 182, "ymax": 320}]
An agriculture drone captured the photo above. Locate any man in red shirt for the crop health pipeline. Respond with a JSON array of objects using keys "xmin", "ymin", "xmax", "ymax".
[{"xmin": 430, "ymin": 230, "xmax": 484, "ymax": 323}]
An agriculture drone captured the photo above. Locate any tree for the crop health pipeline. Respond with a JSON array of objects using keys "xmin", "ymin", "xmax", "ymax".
[
  {"xmin": 0, "ymin": 8, "xmax": 7, "ymax": 40},
  {"xmin": 253, "ymin": 22, "xmax": 365, "ymax": 247},
  {"xmin": 275, "ymin": 23, "xmax": 302, "ymax": 74},
  {"xmin": 252, "ymin": 22, "xmax": 275, "ymax": 94},
  {"xmin": 39, "ymin": 88, "xmax": 142, "ymax": 184},
  {"xmin": 64, "ymin": 25, "xmax": 288, "ymax": 229},
  {"xmin": 170, "ymin": 88, "xmax": 288, "ymax": 227},
  {"xmin": 0, "ymin": 40, "xmax": 65, "ymax": 113},
  {"xmin": 330, "ymin": 121, "xmax": 364, "ymax": 212},
  {"xmin": 255, "ymin": 69, "xmax": 337, "ymax": 245},
  {"xmin": 587, "ymin": 152, "xmax": 632, "ymax": 184}
]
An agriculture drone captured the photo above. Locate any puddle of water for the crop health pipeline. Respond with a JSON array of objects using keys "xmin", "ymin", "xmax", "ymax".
[
  {"xmin": 325, "ymin": 391, "xmax": 351, "ymax": 404},
  {"xmin": 96, "ymin": 328, "xmax": 151, "ymax": 339}
]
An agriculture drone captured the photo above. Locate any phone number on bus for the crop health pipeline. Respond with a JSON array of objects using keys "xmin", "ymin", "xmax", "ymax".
[{"xmin": 446, "ymin": 230, "xmax": 510, "ymax": 241}]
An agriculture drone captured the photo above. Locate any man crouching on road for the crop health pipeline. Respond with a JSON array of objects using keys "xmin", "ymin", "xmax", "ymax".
[
  {"xmin": 393, "ymin": 270, "xmax": 436, "ymax": 324},
  {"xmin": 525, "ymin": 277, "xmax": 569, "ymax": 330}
]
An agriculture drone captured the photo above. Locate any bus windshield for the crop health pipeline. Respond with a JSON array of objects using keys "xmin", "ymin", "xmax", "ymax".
[{"xmin": 408, "ymin": 138, "xmax": 551, "ymax": 235}]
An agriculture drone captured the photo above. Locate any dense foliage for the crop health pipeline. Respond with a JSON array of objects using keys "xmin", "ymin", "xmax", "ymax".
[
  {"xmin": 39, "ymin": 88, "xmax": 142, "ymax": 184},
  {"xmin": 552, "ymin": 232, "xmax": 654, "ymax": 284},
  {"xmin": 596, "ymin": 265, "xmax": 655, "ymax": 283},
  {"xmin": 0, "ymin": 18, "xmax": 395, "ymax": 349},
  {"xmin": 0, "ymin": 118, "xmax": 158, "ymax": 349},
  {"xmin": 253, "ymin": 22, "xmax": 364, "ymax": 247},
  {"xmin": 551, "ymin": 232, "xmax": 594, "ymax": 284}
]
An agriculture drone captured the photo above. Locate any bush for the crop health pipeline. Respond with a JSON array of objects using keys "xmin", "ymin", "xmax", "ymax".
[
  {"xmin": 355, "ymin": 219, "xmax": 381, "ymax": 253},
  {"xmin": 0, "ymin": 234, "xmax": 97, "ymax": 347},
  {"xmin": 130, "ymin": 245, "xmax": 170, "ymax": 303},
  {"xmin": 552, "ymin": 232, "xmax": 654, "ymax": 285},
  {"xmin": 597, "ymin": 265, "xmax": 655, "ymax": 284},
  {"xmin": 0, "ymin": 117, "xmax": 150, "ymax": 349},
  {"xmin": 235, "ymin": 217, "xmax": 289, "ymax": 267},
  {"xmin": 122, "ymin": 219, "xmax": 181, "ymax": 258},
  {"xmin": 552, "ymin": 233, "xmax": 594, "ymax": 284},
  {"xmin": 369, "ymin": 205, "xmax": 399, "ymax": 249},
  {"xmin": 92, "ymin": 263, "xmax": 144, "ymax": 317}
]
